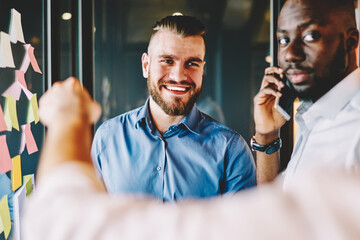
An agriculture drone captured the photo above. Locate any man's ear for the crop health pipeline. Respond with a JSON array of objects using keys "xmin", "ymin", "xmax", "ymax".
[
  {"xmin": 346, "ymin": 28, "xmax": 359, "ymax": 52},
  {"xmin": 142, "ymin": 53, "xmax": 149, "ymax": 78}
]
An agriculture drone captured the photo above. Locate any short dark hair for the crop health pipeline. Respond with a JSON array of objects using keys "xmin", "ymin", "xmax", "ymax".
[
  {"xmin": 284, "ymin": 0, "xmax": 356, "ymax": 29},
  {"xmin": 150, "ymin": 15, "xmax": 206, "ymax": 41}
]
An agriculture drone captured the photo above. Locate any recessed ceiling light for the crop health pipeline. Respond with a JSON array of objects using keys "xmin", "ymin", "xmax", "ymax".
[{"xmin": 62, "ymin": 12, "xmax": 72, "ymax": 21}]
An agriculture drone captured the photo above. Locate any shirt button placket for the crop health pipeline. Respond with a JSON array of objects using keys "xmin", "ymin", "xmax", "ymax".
[{"xmin": 159, "ymin": 137, "xmax": 166, "ymax": 200}]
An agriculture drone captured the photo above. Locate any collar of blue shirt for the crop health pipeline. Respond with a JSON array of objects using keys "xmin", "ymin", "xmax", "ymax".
[{"xmin": 135, "ymin": 98, "xmax": 201, "ymax": 136}]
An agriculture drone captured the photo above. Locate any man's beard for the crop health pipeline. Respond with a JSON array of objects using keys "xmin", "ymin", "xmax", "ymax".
[
  {"xmin": 285, "ymin": 36, "xmax": 347, "ymax": 101},
  {"xmin": 147, "ymin": 75, "xmax": 202, "ymax": 116}
]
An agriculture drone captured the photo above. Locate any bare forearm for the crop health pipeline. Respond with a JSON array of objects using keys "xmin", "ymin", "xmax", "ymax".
[
  {"xmin": 256, "ymin": 152, "xmax": 279, "ymax": 184},
  {"xmin": 37, "ymin": 120, "xmax": 94, "ymax": 181},
  {"xmin": 254, "ymin": 132, "xmax": 280, "ymax": 184}
]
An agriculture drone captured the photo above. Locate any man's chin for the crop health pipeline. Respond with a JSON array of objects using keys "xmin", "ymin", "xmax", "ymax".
[
  {"xmin": 294, "ymin": 85, "xmax": 324, "ymax": 101},
  {"xmin": 162, "ymin": 102, "xmax": 192, "ymax": 116}
]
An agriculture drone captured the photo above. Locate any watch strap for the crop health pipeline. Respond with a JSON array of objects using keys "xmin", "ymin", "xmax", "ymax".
[{"xmin": 250, "ymin": 136, "xmax": 282, "ymax": 154}]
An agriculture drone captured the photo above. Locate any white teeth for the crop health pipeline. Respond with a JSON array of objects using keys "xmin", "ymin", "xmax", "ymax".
[{"xmin": 166, "ymin": 86, "xmax": 187, "ymax": 92}]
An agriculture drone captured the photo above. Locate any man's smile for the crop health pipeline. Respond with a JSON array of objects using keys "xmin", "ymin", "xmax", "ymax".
[{"xmin": 162, "ymin": 84, "xmax": 192, "ymax": 95}]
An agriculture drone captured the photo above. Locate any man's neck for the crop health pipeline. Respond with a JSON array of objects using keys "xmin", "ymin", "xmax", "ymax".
[{"xmin": 149, "ymin": 98, "xmax": 185, "ymax": 135}]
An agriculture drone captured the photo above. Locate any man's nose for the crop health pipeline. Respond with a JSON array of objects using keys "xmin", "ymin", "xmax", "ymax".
[
  {"xmin": 169, "ymin": 64, "xmax": 187, "ymax": 82},
  {"xmin": 284, "ymin": 39, "xmax": 306, "ymax": 63}
]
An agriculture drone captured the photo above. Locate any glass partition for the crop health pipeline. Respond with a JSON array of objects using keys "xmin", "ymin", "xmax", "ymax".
[{"xmin": 0, "ymin": 1, "xmax": 44, "ymax": 178}]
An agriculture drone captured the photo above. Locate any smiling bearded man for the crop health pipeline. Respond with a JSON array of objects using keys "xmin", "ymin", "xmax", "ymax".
[{"xmin": 91, "ymin": 15, "xmax": 256, "ymax": 201}]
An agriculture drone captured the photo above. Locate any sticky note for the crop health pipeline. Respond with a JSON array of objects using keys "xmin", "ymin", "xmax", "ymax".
[
  {"xmin": 19, "ymin": 125, "xmax": 26, "ymax": 154},
  {"xmin": 24, "ymin": 124, "xmax": 38, "ymax": 154},
  {"xmin": 27, "ymin": 94, "xmax": 39, "ymax": 124},
  {"xmin": 11, "ymin": 155, "xmax": 22, "ymax": 191},
  {"xmin": 2, "ymin": 81, "xmax": 22, "ymax": 101},
  {"xmin": 23, "ymin": 174, "xmax": 34, "ymax": 196},
  {"xmin": 16, "ymin": 70, "xmax": 27, "ymax": 88},
  {"xmin": 0, "ymin": 135, "xmax": 12, "ymax": 174},
  {"xmin": 19, "ymin": 44, "xmax": 30, "ymax": 72},
  {"xmin": 4, "ymin": 95, "xmax": 19, "ymax": 131},
  {"xmin": 21, "ymin": 85, "xmax": 33, "ymax": 100},
  {"xmin": 28, "ymin": 45, "xmax": 42, "ymax": 74},
  {"xmin": 0, "ymin": 217, "xmax": 3, "ymax": 234},
  {"xmin": 0, "ymin": 195, "xmax": 11, "ymax": 239},
  {"xmin": 9, "ymin": 8, "xmax": 25, "ymax": 44},
  {"xmin": 0, "ymin": 106, "xmax": 7, "ymax": 132},
  {"xmin": 13, "ymin": 185, "xmax": 25, "ymax": 240},
  {"xmin": 0, "ymin": 32, "xmax": 15, "ymax": 68}
]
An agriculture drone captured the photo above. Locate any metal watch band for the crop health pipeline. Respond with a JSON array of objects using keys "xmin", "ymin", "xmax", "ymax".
[{"xmin": 250, "ymin": 136, "xmax": 282, "ymax": 155}]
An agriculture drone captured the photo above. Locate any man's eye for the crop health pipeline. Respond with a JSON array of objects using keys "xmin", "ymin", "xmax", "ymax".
[
  {"xmin": 278, "ymin": 37, "xmax": 289, "ymax": 46},
  {"xmin": 187, "ymin": 62, "xmax": 199, "ymax": 67},
  {"xmin": 161, "ymin": 59, "xmax": 174, "ymax": 64},
  {"xmin": 303, "ymin": 32, "xmax": 320, "ymax": 42}
]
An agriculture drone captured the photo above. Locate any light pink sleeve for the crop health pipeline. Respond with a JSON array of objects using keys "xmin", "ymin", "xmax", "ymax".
[{"xmin": 23, "ymin": 162, "xmax": 360, "ymax": 240}]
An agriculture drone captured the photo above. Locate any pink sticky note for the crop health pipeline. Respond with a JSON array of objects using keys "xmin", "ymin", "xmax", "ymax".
[
  {"xmin": 24, "ymin": 124, "xmax": 38, "ymax": 154},
  {"xmin": 20, "ymin": 85, "xmax": 33, "ymax": 100},
  {"xmin": 0, "ymin": 135, "xmax": 12, "ymax": 174},
  {"xmin": 2, "ymin": 81, "xmax": 22, "ymax": 100},
  {"xmin": 16, "ymin": 70, "xmax": 27, "ymax": 88},
  {"xmin": 0, "ymin": 106, "xmax": 6, "ymax": 132},
  {"xmin": 28, "ymin": 45, "xmax": 42, "ymax": 74},
  {"xmin": 19, "ymin": 44, "xmax": 30, "ymax": 72}
]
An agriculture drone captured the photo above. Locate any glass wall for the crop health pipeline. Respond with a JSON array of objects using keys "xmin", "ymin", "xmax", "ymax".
[
  {"xmin": 93, "ymin": 0, "xmax": 270, "ymax": 143},
  {"xmin": 0, "ymin": 0, "xmax": 44, "ymax": 177},
  {"xmin": 0, "ymin": 1, "xmax": 43, "ymax": 239}
]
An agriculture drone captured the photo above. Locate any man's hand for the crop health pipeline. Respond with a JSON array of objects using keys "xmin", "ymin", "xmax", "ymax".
[
  {"xmin": 36, "ymin": 77, "xmax": 101, "ymax": 180},
  {"xmin": 39, "ymin": 77, "xmax": 101, "ymax": 128},
  {"xmin": 253, "ymin": 67, "xmax": 287, "ymax": 143}
]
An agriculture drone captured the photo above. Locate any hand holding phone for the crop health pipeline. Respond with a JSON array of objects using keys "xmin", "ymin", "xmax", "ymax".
[{"xmin": 274, "ymin": 75, "xmax": 296, "ymax": 121}]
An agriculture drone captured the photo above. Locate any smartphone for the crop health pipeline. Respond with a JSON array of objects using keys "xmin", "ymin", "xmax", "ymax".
[{"xmin": 274, "ymin": 75, "xmax": 296, "ymax": 121}]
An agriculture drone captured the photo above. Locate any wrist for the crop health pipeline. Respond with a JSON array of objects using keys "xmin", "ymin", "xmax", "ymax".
[
  {"xmin": 250, "ymin": 135, "xmax": 282, "ymax": 155},
  {"xmin": 254, "ymin": 131, "xmax": 279, "ymax": 145}
]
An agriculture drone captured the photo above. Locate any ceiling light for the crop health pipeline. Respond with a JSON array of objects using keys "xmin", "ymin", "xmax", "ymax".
[{"xmin": 62, "ymin": 13, "xmax": 72, "ymax": 21}]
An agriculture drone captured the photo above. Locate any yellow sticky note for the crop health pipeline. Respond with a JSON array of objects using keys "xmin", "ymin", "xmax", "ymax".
[
  {"xmin": 0, "ymin": 217, "xmax": 3, "ymax": 234},
  {"xmin": 0, "ymin": 195, "xmax": 11, "ymax": 239},
  {"xmin": 4, "ymin": 95, "xmax": 19, "ymax": 131},
  {"xmin": 11, "ymin": 155, "xmax": 22, "ymax": 191},
  {"xmin": 23, "ymin": 174, "xmax": 33, "ymax": 196},
  {"xmin": 27, "ymin": 94, "xmax": 39, "ymax": 124},
  {"xmin": 3, "ymin": 98, "xmax": 12, "ymax": 131}
]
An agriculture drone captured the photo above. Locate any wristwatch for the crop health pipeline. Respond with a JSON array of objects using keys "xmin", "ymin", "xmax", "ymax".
[{"xmin": 250, "ymin": 136, "xmax": 282, "ymax": 154}]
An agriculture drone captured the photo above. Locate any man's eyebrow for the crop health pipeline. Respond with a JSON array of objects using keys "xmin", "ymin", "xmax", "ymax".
[
  {"xmin": 158, "ymin": 54, "xmax": 176, "ymax": 59},
  {"xmin": 187, "ymin": 57, "xmax": 204, "ymax": 63},
  {"xmin": 158, "ymin": 55, "xmax": 204, "ymax": 62},
  {"xmin": 277, "ymin": 20, "xmax": 324, "ymax": 33}
]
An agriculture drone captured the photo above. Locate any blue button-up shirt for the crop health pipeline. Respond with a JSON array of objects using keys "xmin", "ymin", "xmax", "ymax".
[{"xmin": 91, "ymin": 99, "xmax": 256, "ymax": 201}]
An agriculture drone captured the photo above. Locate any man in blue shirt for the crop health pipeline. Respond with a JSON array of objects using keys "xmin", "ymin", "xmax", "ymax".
[{"xmin": 91, "ymin": 15, "xmax": 256, "ymax": 201}]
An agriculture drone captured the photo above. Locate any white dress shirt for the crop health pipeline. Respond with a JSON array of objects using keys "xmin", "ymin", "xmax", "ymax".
[
  {"xmin": 283, "ymin": 68, "xmax": 360, "ymax": 189},
  {"xmin": 22, "ymin": 161, "xmax": 360, "ymax": 240}
]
